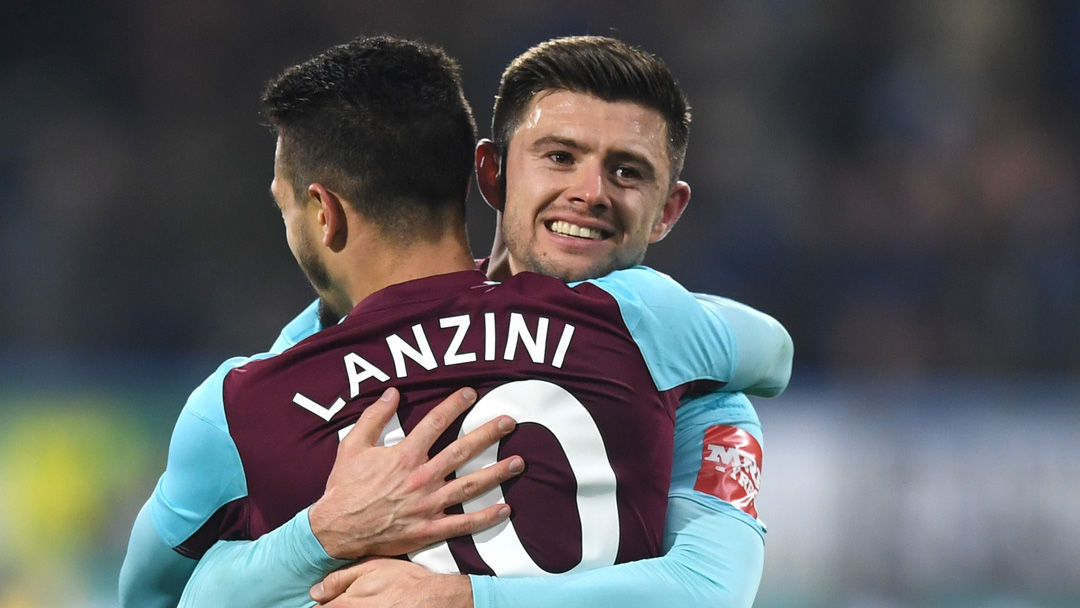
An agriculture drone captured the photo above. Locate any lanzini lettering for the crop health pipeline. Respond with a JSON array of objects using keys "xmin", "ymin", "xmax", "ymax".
[{"xmin": 293, "ymin": 311, "xmax": 576, "ymax": 421}]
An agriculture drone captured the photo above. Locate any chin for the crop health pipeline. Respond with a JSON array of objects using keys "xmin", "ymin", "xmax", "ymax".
[{"xmin": 533, "ymin": 257, "xmax": 619, "ymax": 283}]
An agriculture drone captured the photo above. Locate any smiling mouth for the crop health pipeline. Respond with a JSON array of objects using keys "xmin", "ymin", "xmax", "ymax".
[{"xmin": 546, "ymin": 220, "xmax": 611, "ymax": 241}]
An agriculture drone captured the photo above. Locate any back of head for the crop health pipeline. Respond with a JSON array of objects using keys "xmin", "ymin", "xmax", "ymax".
[
  {"xmin": 492, "ymin": 36, "xmax": 692, "ymax": 183},
  {"xmin": 264, "ymin": 36, "xmax": 477, "ymax": 235}
]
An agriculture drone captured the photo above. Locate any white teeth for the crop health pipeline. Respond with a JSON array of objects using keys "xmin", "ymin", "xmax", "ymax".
[{"xmin": 550, "ymin": 220, "xmax": 602, "ymax": 240}]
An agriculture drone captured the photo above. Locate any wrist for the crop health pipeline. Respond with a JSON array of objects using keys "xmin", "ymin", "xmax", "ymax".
[
  {"xmin": 308, "ymin": 496, "xmax": 363, "ymax": 559},
  {"xmin": 438, "ymin": 574, "xmax": 474, "ymax": 608}
]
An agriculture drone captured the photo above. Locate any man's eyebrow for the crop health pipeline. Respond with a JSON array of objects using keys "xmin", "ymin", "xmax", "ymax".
[
  {"xmin": 529, "ymin": 135, "xmax": 591, "ymax": 153},
  {"xmin": 608, "ymin": 149, "xmax": 659, "ymax": 181},
  {"xmin": 529, "ymin": 134, "xmax": 662, "ymax": 181}
]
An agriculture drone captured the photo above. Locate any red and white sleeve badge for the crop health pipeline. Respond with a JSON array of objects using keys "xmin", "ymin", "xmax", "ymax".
[{"xmin": 693, "ymin": 425, "xmax": 763, "ymax": 518}]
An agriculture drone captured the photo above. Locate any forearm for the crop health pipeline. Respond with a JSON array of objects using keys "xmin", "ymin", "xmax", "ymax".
[
  {"xmin": 472, "ymin": 392, "xmax": 767, "ymax": 608},
  {"xmin": 471, "ymin": 494, "xmax": 763, "ymax": 608},
  {"xmin": 177, "ymin": 507, "xmax": 351, "ymax": 608},
  {"xmin": 119, "ymin": 500, "xmax": 197, "ymax": 608}
]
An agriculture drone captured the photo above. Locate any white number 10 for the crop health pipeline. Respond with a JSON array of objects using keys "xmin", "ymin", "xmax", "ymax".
[{"xmin": 343, "ymin": 380, "xmax": 620, "ymax": 576}]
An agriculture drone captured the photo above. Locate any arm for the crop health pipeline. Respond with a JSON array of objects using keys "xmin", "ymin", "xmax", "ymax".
[
  {"xmin": 312, "ymin": 392, "xmax": 767, "ymax": 608},
  {"xmin": 585, "ymin": 267, "xmax": 793, "ymax": 399},
  {"xmin": 174, "ymin": 388, "xmax": 524, "ymax": 608},
  {"xmin": 178, "ymin": 508, "xmax": 345, "ymax": 608},
  {"xmin": 470, "ymin": 494, "xmax": 763, "ymax": 608},
  {"xmin": 118, "ymin": 359, "xmax": 250, "ymax": 608},
  {"xmin": 475, "ymin": 391, "xmax": 766, "ymax": 608},
  {"xmin": 693, "ymin": 293, "xmax": 793, "ymax": 398},
  {"xmin": 124, "ymin": 300, "xmax": 327, "ymax": 607},
  {"xmin": 118, "ymin": 500, "xmax": 198, "ymax": 608}
]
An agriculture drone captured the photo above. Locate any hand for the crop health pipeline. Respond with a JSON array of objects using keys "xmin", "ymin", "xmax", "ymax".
[
  {"xmin": 308, "ymin": 386, "xmax": 524, "ymax": 559},
  {"xmin": 310, "ymin": 558, "xmax": 472, "ymax": 608}
]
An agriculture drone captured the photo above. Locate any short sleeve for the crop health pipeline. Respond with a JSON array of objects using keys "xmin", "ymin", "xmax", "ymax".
[{"xmin": 149, "ymin": 358, "xmax": 251, "ymax": 550}]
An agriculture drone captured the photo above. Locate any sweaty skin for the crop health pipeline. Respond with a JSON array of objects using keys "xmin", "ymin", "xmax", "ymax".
[
  {"xmin": 497, "ymin": 91, "xmax": 690, "ymax": 282},
  {"xmin": 146, "ymin": 86, "xmax": 790, "ymax": 608}
]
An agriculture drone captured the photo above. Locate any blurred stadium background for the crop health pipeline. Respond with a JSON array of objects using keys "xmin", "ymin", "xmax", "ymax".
[{"xmin": 1, "ymin": 2, "xmax": 1077, "ymax": 607}]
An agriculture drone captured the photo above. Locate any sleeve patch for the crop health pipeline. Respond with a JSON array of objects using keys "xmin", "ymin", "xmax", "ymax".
[{"xmin": 693, "ymin": 425, "xmax": 762, "ymax": 517}]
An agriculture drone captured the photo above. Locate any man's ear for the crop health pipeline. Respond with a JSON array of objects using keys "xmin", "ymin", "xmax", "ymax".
[
  {"xmin": 475, "ymin": 139, "xmax": 505, "ymax": 212},
  {"xmin": 648, "ymin": 180, "xmax": 691, "ymax": 243},
  {"xmin": 307, "ymin": 183, "xmax": 348, "ymax": 251}
]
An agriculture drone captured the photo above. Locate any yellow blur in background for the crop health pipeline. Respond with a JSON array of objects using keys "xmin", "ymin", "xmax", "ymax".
[{"xmin": 0, "ymin": 393, "xmax": 158, "ymax": 608}]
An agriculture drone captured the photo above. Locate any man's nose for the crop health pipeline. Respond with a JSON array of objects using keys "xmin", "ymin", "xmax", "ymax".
[{"xmin": 564, "ymin": 160, "xmax": 610, "ymax": 212}]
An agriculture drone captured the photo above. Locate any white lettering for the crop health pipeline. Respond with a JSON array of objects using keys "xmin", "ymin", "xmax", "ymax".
[
  {"xmin": 484, "ymin": 312, "xmax": 496, "ymax": 361},
  {"xmin": 412, "ymin": 380, "xmax": 619, "ymax": 576},
  {"xmin": 705, "ymin": 444, "xmax": 743, "ymax": 468},
  {"xmin": 440, "ymin": 315, "xmax": 476, "ymax": 366},
  {"xmin": 387, "ymin": 324, "xmax": 438, "ymax": 378},
  {"xmin": 551, "ymin": 323, "xmax": 575, "ymax": 368},
  {"xmin": 293, "ymin": 393, "xmax": 347, "ymax": 421},
  {"xmin": 705, "ymin": 443, "xmax": 761, "ymax": 487},
  {"xmin": 345, "ymin": 352, "xmax": 390, "ymax": 398},
  {"xmin": 505, "ymin": 313, "xmax": 547, "ymax": 364},
  {"xmin": 296, "ymin": 312, "xmax": 578, "ymax": 422}
]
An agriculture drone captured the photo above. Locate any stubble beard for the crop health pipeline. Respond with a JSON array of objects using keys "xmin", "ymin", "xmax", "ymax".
[
  {"xmin": 295, "ymin": 234, "xmax": 349, "ymax": 320},
  {"xmin": 506, "ymin": 228, "xmax": 645, "ymax": 282}
]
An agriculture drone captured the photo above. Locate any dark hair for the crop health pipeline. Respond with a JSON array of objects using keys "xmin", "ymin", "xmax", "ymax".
[
  {"xmin": 491, "ymin": 36, "xmax": 691, "ymax": 183},
  {"xmin": 263, "ymin": 36, "xmax": 477, "ymax": 234}
]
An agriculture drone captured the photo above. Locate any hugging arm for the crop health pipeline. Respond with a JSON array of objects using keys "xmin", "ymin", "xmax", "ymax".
[
  {"xmin": 118, "ymin": 500, "xmax": 198, "ymax": 608},
  {"xmin": 314, "ymin": 392, "xmax": 767, "ymax": 608},
  {"xmin": 118, "ymin": 359, "xmax": 250, "ymax": 608},
  {"xmin": 174, "ymin": 388, "xmax": 523, "ymax": 608}
]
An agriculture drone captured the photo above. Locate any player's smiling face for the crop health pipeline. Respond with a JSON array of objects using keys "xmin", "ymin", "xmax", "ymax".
[{"xmin": 498, "ymin": 90, "xmax": 690, "ymax": 281}]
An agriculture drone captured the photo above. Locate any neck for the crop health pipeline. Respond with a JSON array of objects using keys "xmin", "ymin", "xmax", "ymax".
[{"xmin": 337, "ymin": 227, "xmax": 476, "ymax": 311}]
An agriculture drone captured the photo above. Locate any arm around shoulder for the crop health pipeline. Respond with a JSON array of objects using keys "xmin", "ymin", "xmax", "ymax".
[
  {"xmin": 694, "ymin": 293, "xmax": 793, "ymax": 397},
  {"xmin": 119, "ymin": 500, "xmax": 198, "ymax": 608},
  {"xmin": 585, "ymin": 268, "xmax": 792, "ymax": 398},
  {"xmin": 472, "ymin": 392, "xmax": 767, "ymax": 608},
  {"xmin": 471, "ymin": 495, "xmax": 763, "ymax": 608},
  {"xmin": 119, "ymin": 359, "xmax": 251, "ymax": 606},
  {"xmin": 177, "ymin": 508, "xmax": 350, "ymax": 608}
]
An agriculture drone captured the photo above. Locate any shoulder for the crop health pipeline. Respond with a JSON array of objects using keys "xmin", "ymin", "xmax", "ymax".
[
  {"xmin": 270, "ymin": 299, "xmax": 324, "ymax": 354},
  {"xmin": 165, "ymin": 352, "xmax": 278, "ymax": 477},
  {"xmin": 579, "ymin": 267, "xmax": 739, "ymax": 390},
  {"xmin": 183, "ymin": 355, "xmax": 272, "ymax": 428},
  {"xmin": 579, "ymin": 266, "xmax": 690, "ymax": 306},
  {"xmin": 575, "ymin": 266, "xmax": 704, "ymax": 331},
  {"xmin": 151, "ymin": 355, "xmax": 271, "ymax": 549}
]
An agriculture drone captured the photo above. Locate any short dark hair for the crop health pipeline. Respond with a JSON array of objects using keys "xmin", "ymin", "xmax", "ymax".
[
  {"xmin": 263, "ymin": 36, "xmax": 477, "ymax": 234},
  {"xmin": 491, "ymin": 36, "xmax": 692, "ymax": 183}
]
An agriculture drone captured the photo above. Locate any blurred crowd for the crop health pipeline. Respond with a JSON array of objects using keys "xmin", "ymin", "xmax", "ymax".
[{"xmin": 1, "ymin": 0, "xmax": 1077, "ymax": 377}]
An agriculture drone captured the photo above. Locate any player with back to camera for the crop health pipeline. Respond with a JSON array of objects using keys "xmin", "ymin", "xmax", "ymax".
[
  {"xmin": 301, "ymin": 37, "xmax": 789, "ymax": 608},
  {"xmin": 119, "ymin": 35, "xmax": 791, "ymax": 608},
  {"xmin": 205, "ymin": 35, "xmax": 789, "ymax": 608}
]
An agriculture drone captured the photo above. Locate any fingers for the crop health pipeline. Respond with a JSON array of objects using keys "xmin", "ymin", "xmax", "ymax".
[
  {"xmin": 345, "ymin": 387, "xmax": 400, "ymax": 448},
  {"xmin": 434, "ymin": 454, "xmax": 524, "ymax": 508},
  {"xmin": 425, "ymin": 501, "xmax": 514, "ymax": 542},
  {"xmin": 403, "ymin": 387, "xmax": 478, "ymax": 449},
  {"xmin": 311, "ymin": 566, "xmax": 355, "ymax": 603},
  {"xmin": 311, "ymin": 560, "xmax": 374, "ymax": 603},
  {"xmin": 427, "ymin": 413, "xmax": 518, "ymax": 477}
]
